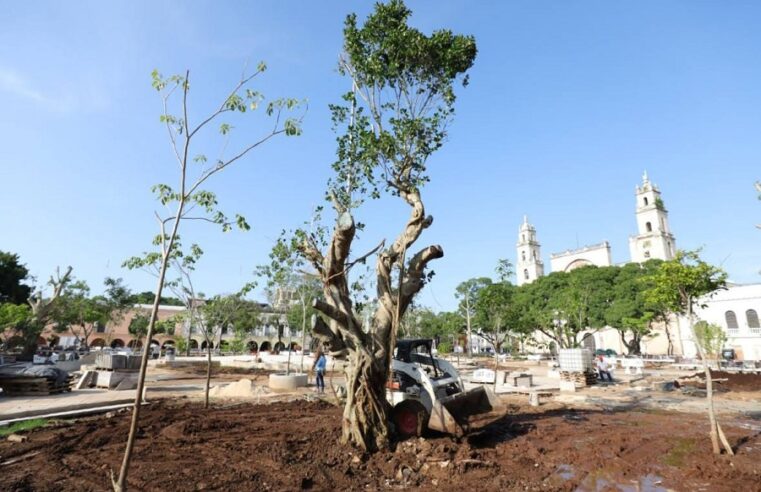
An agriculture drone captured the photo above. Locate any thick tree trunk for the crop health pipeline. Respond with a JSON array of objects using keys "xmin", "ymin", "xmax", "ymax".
[{"xmin": 342, "ymin": 348, "xmax": 391, "ymax": 452}]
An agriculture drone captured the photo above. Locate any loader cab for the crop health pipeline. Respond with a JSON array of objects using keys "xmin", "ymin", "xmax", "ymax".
[{"xmin": 394, "ymin": 339, "xmax": 440, "ymax": 377}]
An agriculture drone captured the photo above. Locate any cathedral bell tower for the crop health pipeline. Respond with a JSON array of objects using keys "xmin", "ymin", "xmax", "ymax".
[
  {"xmin": 516, "ymin": 216, "xmax": 544, "ymax": 286},
  {"xmin": 628, "ymin": 172, "xmax": 676, "ymax": 262}
]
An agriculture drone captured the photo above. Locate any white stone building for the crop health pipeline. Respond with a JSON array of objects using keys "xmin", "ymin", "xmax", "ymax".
[
  {"xmin": 516, "ymin": 216, "xmax": 544, "ymax": 286},
  {"xmin": 515, "ymin": 173, "xmax": 761, "ymax": 360},
  {"xmin": 550, "ymin": 242, "xmax": 612, "ymax": 273},
  {"xmin": 628, "ymin": 171, "xmax": 676, "ymax": 263}
]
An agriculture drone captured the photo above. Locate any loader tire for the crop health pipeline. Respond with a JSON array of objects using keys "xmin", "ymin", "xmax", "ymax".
[{"xmin": 392, "ymin": 400, "xmax": 428, "ymax": 439}]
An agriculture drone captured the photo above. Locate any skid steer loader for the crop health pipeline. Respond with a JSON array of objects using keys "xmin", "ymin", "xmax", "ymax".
[{"xmin": 386, "ymin": 339, "xmax": 503, "ymax": 438}]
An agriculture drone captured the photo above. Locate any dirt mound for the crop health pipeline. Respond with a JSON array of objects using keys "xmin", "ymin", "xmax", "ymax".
[
  {"xmin": 681, "ymin": 371, "xmax": 761, "ymax": 392},
  {"xmin": 209, "ymin": 378, "xmax": 271, "ymax": 398},
  {"xmin": 0, "ymin": 399, "xmax": 759, "ymax": 491}
]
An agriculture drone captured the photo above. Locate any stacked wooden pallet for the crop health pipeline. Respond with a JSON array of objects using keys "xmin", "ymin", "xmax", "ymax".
[
  {"xmin": 0, "ymin": 374, "xmax": 76, "ymax": 396},
  {"xmin": 559, "ymin": 371, "xmax": 597, "ymax": 388}
]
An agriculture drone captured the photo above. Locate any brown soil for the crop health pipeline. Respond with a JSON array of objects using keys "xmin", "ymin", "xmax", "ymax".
[
  {"xmin": 1, "ymin": 399, "xmax": 760, "ymax": 491},
  {"xmin": 680, "ymin": 371, "xmax": 761, "ymax": 392}
]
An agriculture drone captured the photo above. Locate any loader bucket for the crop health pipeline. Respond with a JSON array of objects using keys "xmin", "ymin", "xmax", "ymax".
[{"xmin": 427, "ymin": 386, "xmax": 504, "ymax": 436}]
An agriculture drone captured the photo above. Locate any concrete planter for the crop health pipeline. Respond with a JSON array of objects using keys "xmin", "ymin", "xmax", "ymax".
[{"xmin": 268, "ymin": 373, "xmax": 308, "ymax": 390}]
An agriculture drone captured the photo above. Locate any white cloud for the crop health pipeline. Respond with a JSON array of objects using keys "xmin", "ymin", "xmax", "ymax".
[
  {"xmin": 0, "ymin": 67, "xmax": 47, "ymax": 104},
  {"xmin": 0, "ymin": 66, "xmax": 111, "ymax": 113}
]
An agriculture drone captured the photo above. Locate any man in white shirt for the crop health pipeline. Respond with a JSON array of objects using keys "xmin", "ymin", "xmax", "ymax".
[{"xmin": 596, "ymin": 356, "xmax": 613, "ymax": 382}]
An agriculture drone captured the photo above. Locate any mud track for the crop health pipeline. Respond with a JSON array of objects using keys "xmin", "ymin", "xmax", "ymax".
[{"xmin": 1, "ymin": 399, "xmax": 759, "ymax": 491}]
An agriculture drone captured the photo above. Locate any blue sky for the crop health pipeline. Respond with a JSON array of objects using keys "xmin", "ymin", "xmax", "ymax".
[{"xmin": 1, "ymin": 1, "xmax": 760, "ymax": 311}]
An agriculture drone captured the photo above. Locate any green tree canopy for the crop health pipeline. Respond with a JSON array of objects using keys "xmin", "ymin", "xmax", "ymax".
[{"xmin": 0, "ymin": 251, "xmax": 31, "ymax": 304}]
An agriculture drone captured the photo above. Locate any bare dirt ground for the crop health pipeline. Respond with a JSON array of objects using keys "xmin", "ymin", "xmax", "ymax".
[
  {"xmin": 1, "ymin": 396, "xmax": 760, "ymax": 491},
  {"xmin": 677, "ymin": 371, "xmax": 761, "ymax": 392}
]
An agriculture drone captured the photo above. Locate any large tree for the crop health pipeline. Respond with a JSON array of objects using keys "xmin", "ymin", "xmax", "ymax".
[
  {"xmin": 52, "ymin": 277, "xmax": 132, "ymax": 349},
  {"xmin": 516, "ymin": 266, "xmax": 616, "ymax": 350},
  {"xmin": 294, "ymin": 1, "xmax": 476, "ymax": 451},
  {"xmin": 0, "ymin": 251, "xmax": 31, "ymax": 305},
  {"xmin": 455, "ymin": 277, "xmax": 492, "ymax": 357},
  {"xmin": 604, "ymin": 261, "xmax": 662, "ymax": 355},
  {"xmin": 644, "ymin": 250, "xmax": 732, "ymax": 455}
]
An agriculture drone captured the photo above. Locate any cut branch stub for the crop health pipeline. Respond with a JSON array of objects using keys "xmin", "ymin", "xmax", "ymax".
[{"xmin": 312, "ymin": 314, "xmax": 347, "ymax": 356}]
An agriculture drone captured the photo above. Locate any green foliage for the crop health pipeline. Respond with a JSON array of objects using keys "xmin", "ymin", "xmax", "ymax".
[
  {"xmin": 455, "ymin": 277, "xmax": 492, "ymax": 318},
  {"xmin": 604, "ymin": 260, "xmax": 663, "ymax": 354},
  {"xmin": 201, "ymin": 295, "xmax": 261, "ymax": 340},
  {"xmin": 51, "ymin": 277, "xmax": 132, "ymax": 347},
  {"xmin": 174, "ymin": 336, "xmax": 188, "ymax": 354},
  {"xmin": 654, "ymin": 197, "xmax": 665, "ymax": 211},
  {"xmin": 128, "ymin": 314, "xmax": 150, "ymax": 338},
  {"xmin": 693, "ymin": 321, "xmax": 727, "ymax": 359},
  {"xmin": 0, "ymin": 302, "xmax": 30, "ymax": 329},
  {"xmin": 0, "ymin": 251, "xmax": 31, "ymax": 304},
  {"xmin": 643, "ymin": 250, "xmax": 727, "ymax": 316},
  {"xmin": 474, "ymin": 282, "xmax": 524, "ymax": 350},
  {"xmin": 512, "ymin": 266, "xmax": 618, "ymax": 349},
  {"xmin": 0, "ymin": 418, "xmax": 48, "ymax": 437},
  {"xmin": 128, "ymin": 313, "xmax": 174, "ymax": 339},
  {"xmin": 327, "ymin": 0, "xmax": 477, "ymax": 210},
  {"xmin": 407, "ymin": 308, "xmax": 461, "ymax": 340},
  {"xmin": 436, "ymin": 340, "xmax": 452, "ymax": 354},
  {"xmin": 127, "ymin": 291, "xmax": 184, "ymax": 306},
  {"xmin": 228, "ymin": 334, "xmax": 246, "ymax": 354}
]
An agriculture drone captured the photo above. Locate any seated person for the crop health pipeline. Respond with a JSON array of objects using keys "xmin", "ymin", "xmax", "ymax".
[{"xmin": 595, "ymin": 355, "xmax": 613, "ymax": 382}]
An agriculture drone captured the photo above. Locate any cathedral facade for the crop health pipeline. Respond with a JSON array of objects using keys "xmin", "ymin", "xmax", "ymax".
[
  {"xmin": 513, "ymin": 174, "xmax": 761, "ymax": 360},
  {"xmin": 516, "ymin": 172, "xmax": 675, "ymax": 283}
]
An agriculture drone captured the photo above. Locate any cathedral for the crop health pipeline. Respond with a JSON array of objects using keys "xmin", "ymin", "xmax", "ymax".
[
  {"xmin": 516, "ymin": 172, "xmax": 676, "ymax": 285},
  {"xmin": 512, "ymin": 173, "xmax": 761, "ymax": 361}
]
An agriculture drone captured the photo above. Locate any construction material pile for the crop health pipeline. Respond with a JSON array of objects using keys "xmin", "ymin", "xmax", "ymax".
[{"xmin": 0, "ymin": 366, "xmax": 74, "ymax": 396}]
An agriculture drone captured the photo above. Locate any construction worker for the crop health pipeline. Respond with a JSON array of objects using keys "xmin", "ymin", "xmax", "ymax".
[{"xmin": 312, "ymin": 349, "xmax": 327, "ymax": 393}]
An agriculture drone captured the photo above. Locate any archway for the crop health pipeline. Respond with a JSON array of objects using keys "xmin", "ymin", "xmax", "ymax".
[
  {"xmin": 259, "ymin": 341, "xmax": 272, "ymax": 352},
  {"xmin": 47, "ymin": 335, "xmax": 60, "ymax": 348},
  {"xmin": 110, "ymin": 339, "xmax": 125, "ymax": 349},
  {"xmin": 91, "ymin": 338, "xmax": 106, "ymax": 348},
  {"xmin": 189, "ymin": 339, "xmax": 199, "ymax": 350},
  {"xmin": 564, "ymin": 259, "xmax": 593, "ymax": 272},
  {"xmin": 201, "ymin": 340, "xmax": 214, "ymax": 350},
  {"xmin": 128, "ymin": 339, "xmax": 143, "ymax": 349},
  {"xmin": 274, "ymin": 341, "xmax": 285, "ymax": 352},
  {"xmin": 289, "ymin": 342, "xmax": 300, "ymax": 351},
  {"xmin": 162, "ymin": 340, "xmax": 175, "ymax": 349},
  {"xmin": 247, "ymin": 341, "xmax": 258, "ymax": 352}
]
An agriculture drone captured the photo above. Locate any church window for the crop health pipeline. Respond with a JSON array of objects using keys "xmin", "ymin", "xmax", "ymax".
[
  {"xmin": 522, "ymin": 234, "xmax": 525, "ymax": 242},
  {"xmin": 645, "ymin": 222, "xmax": 652, "ymax": 232},
  {"xmin": 746, "ymin": 310, "xmax": 760, "ymax": 329},
  {"xmin": 533, "ymin": 251, "xmax": 537, "ymax": 260},
  {"xmin": 643, "ymin": 197, "xmax": 648, "ymax": 206},
  {"xmin": 521, "ymin": 251, "xmax": 526, "ymax": 261},
  {"xmin": 644, "ymin": 251, "xmax": 650, "ymax": 258},
  {"xmin": 523, "ymin": 269, "xmax": 529, "ymax": 280},
  {"xmin": 725, "ymin": 311, "xmax": 739, "ymax": 330}
]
